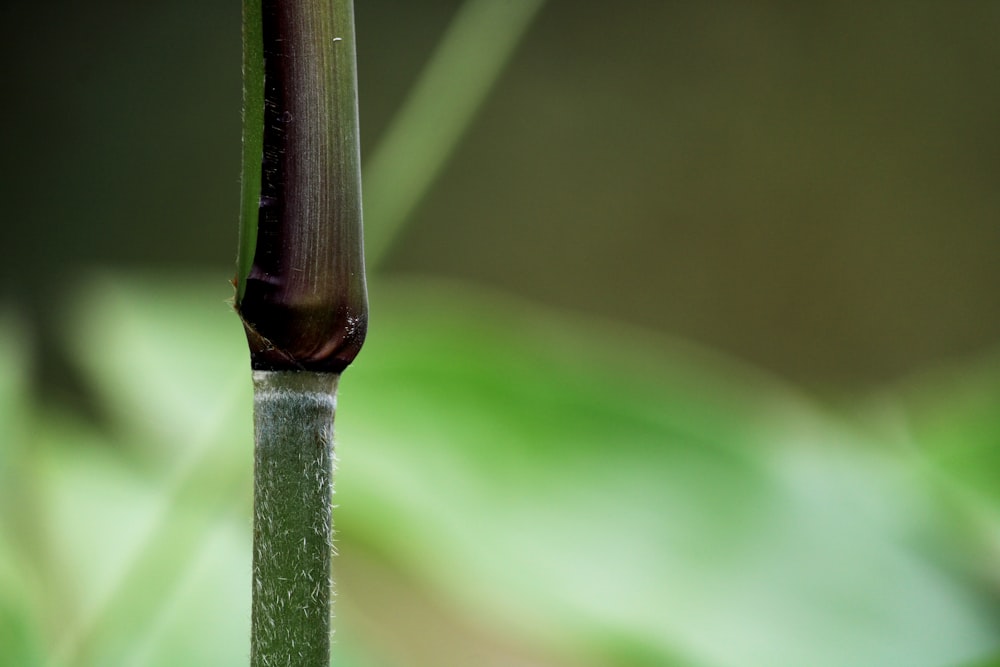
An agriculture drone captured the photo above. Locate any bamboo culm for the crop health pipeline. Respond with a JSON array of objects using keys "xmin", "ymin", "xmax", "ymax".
[
  {"xmin": 238, "ymin": 0, "xmax": 365, "ymax": 663},
  {"xmin": 250, "ymin": 371, "xmax": 339, "ymax": 667}
]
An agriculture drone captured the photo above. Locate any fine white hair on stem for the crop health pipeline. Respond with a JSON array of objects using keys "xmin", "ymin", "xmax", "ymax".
[{"xmin": 251, "ymin": 370, "xmax": 339, "ymax": 667}]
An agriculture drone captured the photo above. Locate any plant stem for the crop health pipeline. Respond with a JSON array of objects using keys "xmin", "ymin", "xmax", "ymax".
[
  {"xmin": 251, "ymin": 370, "xmax": 339, "ymax": 667},
  {"xmin": 238, "ymin": 0, "xmax": 364, "ymax": 661},
  {"xmin": 237, "ymin": 0, "xmax": 367, "ymax": 373}
]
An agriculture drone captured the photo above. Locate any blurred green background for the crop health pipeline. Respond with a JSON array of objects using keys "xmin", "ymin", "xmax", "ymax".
[{"xmin": 1, "ymin": 1, "xmax": 1000, "ymax": 666}]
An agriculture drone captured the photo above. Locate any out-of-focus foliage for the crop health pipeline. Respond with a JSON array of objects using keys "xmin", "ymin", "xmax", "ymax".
[
  {"xmin": 1, "ymin": 274, "xmax": 999, "ymax": 667},
  {"xmin": 3, "ymin": 2, "xmax": 999, "ymax": 389},
  {"xmin": 2, "ymin": 3, "xmax": 999, "ymax": 666}
]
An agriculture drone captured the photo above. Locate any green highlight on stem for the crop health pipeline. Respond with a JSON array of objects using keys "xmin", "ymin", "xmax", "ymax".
[
  {"xmin": 237, "ymin": 0, "xmax": 264, "ymax": 300},
  {"xmin": 236, "ymin": 0, "xmax": 367, "ymax": 374}
]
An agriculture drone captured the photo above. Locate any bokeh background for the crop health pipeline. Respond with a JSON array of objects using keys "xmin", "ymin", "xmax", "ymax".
[
  {"xmin": 1, "ymin": 1, "xmax": 1000, "ymax": 666},
  {"xmin": 2, "ymin": 0, "xmax": 999, "ymax": 392}
]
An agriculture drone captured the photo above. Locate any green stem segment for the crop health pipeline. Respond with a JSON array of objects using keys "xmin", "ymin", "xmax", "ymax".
[{"xmin": 251, "ymin": 371, "xmax": 339, "ymax": 667}]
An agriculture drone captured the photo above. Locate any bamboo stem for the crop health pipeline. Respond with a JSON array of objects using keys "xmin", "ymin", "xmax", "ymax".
[
  {"xmin": 237, "ymin": 0, "xmax": 367, "ymax": 373},
  {"xmin": 237, "ymin": 0, "xmax": 363, "ymax": 662},
  {"xmin": 250, "ymin": 370, "xmax": 339, "ymax": 667}
]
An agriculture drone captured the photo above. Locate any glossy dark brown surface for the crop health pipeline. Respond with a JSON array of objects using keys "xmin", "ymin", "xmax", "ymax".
[{"xmin": 236, "ymin": 0, "xmax": 367, "ymax": 373}]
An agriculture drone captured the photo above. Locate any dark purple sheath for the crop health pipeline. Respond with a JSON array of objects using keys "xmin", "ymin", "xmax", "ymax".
[{"xmin": 236, "ymin": 0, "xmax": 367, "ymax": 374}]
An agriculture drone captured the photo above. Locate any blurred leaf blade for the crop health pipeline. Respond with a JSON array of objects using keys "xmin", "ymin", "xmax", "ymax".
[
  {"xmin": 871, "ymin": 353, "xmax": 1000, "ymax": 598},
  {"xmin": 363, "ymin": 0, "xmax": 547, "ymax": 264},
  {"xmin": 4, "ymin": 273, "xmax": 997, "ymax": 666},
  {"xmin": 336, "ymin": 279, "xmax": 1000, "ymax": 667},
  {"xmin": 0, "ymin": 312, "xmax": 48, "ymax": 666}
]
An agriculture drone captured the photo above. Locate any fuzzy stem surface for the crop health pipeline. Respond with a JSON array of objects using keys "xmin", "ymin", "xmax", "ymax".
[{"xmin": 251, "ymin": 370, "xmax": 339, "ymax": 667}]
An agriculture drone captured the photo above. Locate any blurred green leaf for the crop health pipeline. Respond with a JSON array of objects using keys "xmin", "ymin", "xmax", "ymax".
[
  {"xmin": 65, "ymin": 273, "xmax": 247, "ymax": 465},
  {"xmin": 0, "ymin": 310, "xmax": 33, "ymax": 522},
  {"xmin": 892, "ymin": 354, "xmax": 1000, "ymax": 502},
  {"xmin": 362, "ymin": 0, "xmax": 546, "ymax": 264},
  {"xmin": 336, "ymin": 281, "xmax": 999, "ymax": 667},
  {"xmin": 0, "ymin": 532, "xmax": 45, "ymax": 667},
  {"xmin": 2, "ymin": 274, "xmax": 999, "ymax": 666},
  {"xmin": 872, "ymin": 354, "xmax": 1000, "ymax": 604},
  {"xmin": 960, "ymin": 656, "xmax": 1000, "ymax": 667},
  {"xmin": 0, "ymin": 312, "xmax": 46, "ymax": 665}
]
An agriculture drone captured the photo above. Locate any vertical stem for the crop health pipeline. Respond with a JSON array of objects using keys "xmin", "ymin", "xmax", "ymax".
[
  {"xmin": 251, "ymin": 370, "xmax": 339, "ymax": 667},
  {"xmin": 239, "ymin": 0, "xmax": 363, "ymax": 661},
  {"xmin": 237, "ymin": 0, "xmax": 367, "ymax": 373}
]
